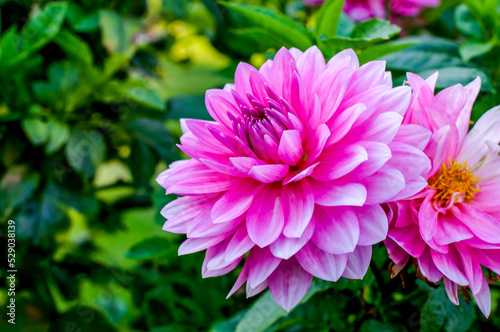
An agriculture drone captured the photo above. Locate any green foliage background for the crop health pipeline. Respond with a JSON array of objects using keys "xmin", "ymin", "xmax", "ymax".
[{"xmin": 0, "ymin": 0, "xmax": 499, "ymax": 331}]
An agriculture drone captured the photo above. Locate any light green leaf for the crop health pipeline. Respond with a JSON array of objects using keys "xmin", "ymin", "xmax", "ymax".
[
  {"xmin": 21, "ymin": 117, "xmax": 49, "ymax": 146},
  {"xmin": 99, "ymin": 10, "xmax": 142, "ymax": 56},
  {"xmin": 122, "ymin": 85, "xmax": 165, "ymax": 111},
  {"xmin": 351, "ymin": 18, "xmax": 400, "ymax": 40},
  {"xmin": 315, "ymin": 0, "xmax": 345, "ymax": 38},
  {"xmin": 219, "ymin": 2, "xmax": 313, "ymax": 50},
  {"xmin": 459, "ymin": 38, "xmax": 496, "ymax": 61},
  {"xmin": 358, "ymin": 42, "xmax": 416, "ymax": 64}
]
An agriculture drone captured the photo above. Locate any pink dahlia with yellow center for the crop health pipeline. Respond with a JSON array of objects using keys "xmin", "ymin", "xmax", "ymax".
[
  {"xmin": 157, "ymin": 46, "xmax": 431, "ymax": 310},
  {"xmin": 386, "ymin": 72, "xmax": 500, "ymax": 317}
]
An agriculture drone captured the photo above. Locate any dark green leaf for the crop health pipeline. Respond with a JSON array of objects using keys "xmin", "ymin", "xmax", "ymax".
[
  {"xmin": 99, "ymin": 10, "xmax": 142, "ymax": 56},
  {"xmin": 459, "ymin": 38, "xmax": 496, "ymax": 62},
  {"xmin": 219, "ymin": 2, "xmax": 313, "ymax": 50},
  {"xmin": 167, "ymin": 95, "xmax": 211, "ymax": 120},
  {"xmin": 455, "ymin": 4, "xmax": 483, "ymax": 38},
  {"xmin": 130, "ymin": 139, "xmax": 156, "ymax": 187},
  {"xmin": 358, "ymin": 41, "xmax": 416, "ymax": 64},
  {"xmin": 125, "ymin": 237, "xmax": 174, "ymax": 259},
  {"xmin": 45, "ymin": 120, "xmax": 71, "ymax": 155},
  {"xmin": 127, "ymin": 119, "xmax": 177, "ymax": 163},
  {"xmin": 65, "ymin": 129, "xmax": 106, "ymax": 178},
  {"xmin": 315, "ymin": 0, "xmax": 345, "ymax": 38},
  {"xmin": 0, "ymin": 166, "xmax": 40, "ymax": 217}
]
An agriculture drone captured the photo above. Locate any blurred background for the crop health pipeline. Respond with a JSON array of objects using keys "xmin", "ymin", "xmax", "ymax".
[{"xmin": 0, "ymin": 0, "xmax": 499, "ymax": 331}]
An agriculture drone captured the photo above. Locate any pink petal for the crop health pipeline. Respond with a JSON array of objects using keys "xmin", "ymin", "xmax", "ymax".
[
  {"xmin": 211, "ymin": 184, "xmax": 259, "ymax": 223},
  {"xmin": 178, "ymin": 234, "xmax": 229, "ymax": 255},
  {"xmin": 363, "ymin": 165, "xmax": 405, "ymax": 204},
  {"xmin": 474, "ymin": 274, "xmax": 491, "ymax": 318},
  {"xmin": 248, "ymin": 164, "xmax": 289, "ymax": 183},
  {"xmin": 278, "ymin": 130, "xmax": 304, "ymax": 166},
  {"xmin": 296, "ymin": 241, "xmax": 347, "ymax": 281},
  {"xmin": 247, "ymin": 247, "xmax": 282, "ymax": 288},
  {"xmin": 247, "ymin": 185, "xmax": 285, "ymax": 247},
  {"xmin": 443, "ymin": 277, "xmax": 459, "ymax": 305},
  {"xmin": 389, "ymin": 224, "xmax": 427, "ymax": 258},
  {"xmin": 455, "ymin": 204, "xmax": 500, "ymax": 244},
  {"xmin": 282, "ymin": 180, "xmax": 315, "ymax": 238},
  {"xmin": 312, "ymin": 144, "xmax": 368, "ymax": 181},
  {"xmin": 270, "ymin": 219, "xmax": 315, "ymax": 259},
  {"xmin": 431, "ymin": 246, "xmax": 469, "ymax": 286},
  {"xmin": 325, "ymin": 103, "xmax": 366, "ymax": 146},
  {"xmin": 268, "ymin": 257, "xmax": 312, "ymax": 311},
  {"xmin": 312, "ymin": 206, "xmax": 360, "ymax": 255},
  {"xmin": 309, "ymin": 179, "xmax": 367, "ymax": 207},
  {"xmin": 417, "ymin": 247, "xmax": 443, "ymax": 283},
  {"xmin": 355, "ymin": 204, "xmax": 389, "ymax": 246},
  {"xmin": 282, "ymin": 162, "xmax": 320, "ymax": 185},
  {"xmin": 394, "ymin": 124, "xmax": 432, "ymax": 150},
  {"xmin": 225, "ymin": 226, "xmax": 255, "ymax": 263},
  {"xmin": 418, "ymin": 191, "xmax": 439, "ymax": 241},
  {"xmin": 342, "ymin": 245, "xmax": 372, "ymax": 279},
  {"xmin": 303, "ymin": 124, "xmax": 330, "ymax": 163}
]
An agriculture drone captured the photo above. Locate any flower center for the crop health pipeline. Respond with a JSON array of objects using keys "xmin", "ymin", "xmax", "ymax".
[{"xmin": 427, "ymin": 160, "xmax": 480, "ymax": 205}]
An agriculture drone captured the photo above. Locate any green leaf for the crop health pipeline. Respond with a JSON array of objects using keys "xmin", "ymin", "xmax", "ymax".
[
  {"xmin": 130, "ymin": 139, "xmax": 156, "ymax": 187},
  {"xmin": 225, "ymin": 28, "xmax": 289, "ymax": 55},
  {"xmin": 455, "ymin": 4, "xmax": 483, "ymax": 38},
  {"xmin": 358, "ymin": 41, "xmax": 416, "ymax": 64},
  {"xmin": 125, "ymin": 237, "xmax": 174, "ymax": 259},
  {"xmin": 420, "ymin": 284, "xmax": 475, "ymax": 332},
  {"xmin": 54, "ymin": 29, "xmax": 94, "ymax": 64},
  {"xmin": 21, "ymin": 116, "xmax": 49, "ymax": 146},
  {"xmin": 350, "ymin": 19, "xmax": 401, "ymax": 40},
  {"xmin": 0, "ymin": 166, "xmax": 40, "ymax": 217},
  {"xmin": 67, "ymin": 2, "xmax": 99, "ymax": 32},
  {"xmin": 315, "ymin": 0, "xmax": 345, "ymax": 38},
  {"xmin": 65, "ymin": 129, "xmax": 106, "ymax": 178},
  {"xmin": 219, "ymin": 2, "xmax": 313, "ymax": 50},
  {"xmin": 45, "ymin": 119, "xmax": 71, "ymax": 154},
  {"xmin": 382, "ymin": 36, "xmax": 464, "ymax": 71},
  {"xmin": 99, "ymin": 10, "xmax": 142, "ymax": 56},
  {"xmin": 127, "ymin": 119, "xmax": 177, "ymax": 163},
  {"xmin": 418, "ymin": 66, "xmax": 493, "ymax": 92},
  {"xmin": 235, "ymin": 280, "xmax": 333, "ymax": 332},
  {"xmin": 121, "ymin": 85, "xmax": 165, "ymax": 111},
  {"xmin": 167, "ymin": 95, "xmax": 211, "ymax": 120},
  {"xmin": 459, "ymin": 38, "xmax": 496, "ymax": 61},
  {"xmin": 5, "ymin": 2, "xmax": 68, "ymax": 67}
]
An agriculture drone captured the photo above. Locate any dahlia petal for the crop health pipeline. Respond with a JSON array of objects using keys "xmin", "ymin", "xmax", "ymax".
[
  {"xmin": 455, "ymin": 243, "xmax": 483, "ymax": 294},
  {"xmin": 355, "ymin": 204, "xmax": 388, "ymax": 246},
  {"xmin": 443, "ymin": 277, "xmax": 459, "ymax": 305},
  {"xmin": 247, "ymin": 247, "xmax": 281, "ymax": 288},
  {"xmin": 312, "ymin": 206, "xmax": 360, "ymax": 254},
  {"xmin": 434, "ymin": 211, "xmax": 474, "ymax": 245},
  {"xmin": 375, "ymin": 86, "xmax": 412, "ymax": 117},
  {"xmin": 178, "ymin": 234, "xmax": 228, "ymax": 255},
  {"xmin": 278, "ymin": 130, "xmax": 304, "ymax": 166},
  {"xmin": 363, "ymin": 165, "xmax": 405, "ymax": 204},
  {"xmin": 342, "ymin": 245, "xmax": 372, "ymax": 280},
  {"xmin": 230, "ymin": 156, "xmax": 266, "ymax": 174},
  {"xmin": 345, "ymin": 61, "xmax": 386, "ymax": 99},
  {"xmin": 211, "ymin": 185, "xmax": 258, "ymax": 223},
  {"xmin": 187, "ymin": 209, "xmax": 242, "ymax": 238},
  {"xmin": 355, "ymin": 112, "xmax": 403, "ymax": 144},
  {"xmin": 296, "ymin": 45, "xmax": 326, "ymax": 99},
  {"xmin": 161, "ymin": 195, "xmax": 213, "ymax": 233},
  {"xmin": 394, "ymin": 124, "xmax": 432, "ymax": 150},
  {"xmin": 227, "ymin": 263, "xmax": 248, "ymax": 299},
  {"xmin": 309, "ymin": 179, "xmax": 367, "ymax": 207},
  {"xmin": 246, "ymin": 279, "xmax": 268, "ymax": 298},
  {"xmin": 326, "ymin": 103, "xmax": 366, "ymax": 146},
  {"xmin": 474, "ymin": 274, "xmax": 491, "ymax": 318},
  {"xmin": 247, "ymin": 185, "xmax": 285, "ymax": 247},
  {"xmin": 456, "ymin": 204, "xmax": 500, "ymax": 244},
  {"xmin": 424, "ymin": 126, "xmax": 451, "ymax": 177},
  {"xmin": 431, "ymin": 246, "xmax": 469, "ymax": 286},
  {"xmin": 225, "ymin": 226, "xmax": 255, "ymax": 263},
  {"xmin": 388, "ymin": 142, "xmax": 431, "ymax": 178},
  {"xmin": 282, "ymin": 180, "xmax": 314, "ymax": 238},
  {"xmin": 389, "ymin": 224, "xmax": 427, "ymax": 258},
  {"xmin": 344, "ymin": 141, "xmax": 391, "ymax": 180},
  {"xmin": 204, "ymin": 239, "xmax": 241, "ymax": 274},
  {"xmin": 388, "ymin": 176, "xmax": 429, "ymax": 201},
  {"xmin": 385, "ymin": 237, "xmax": 411, "ymax": 266},
  {"xmin": 313, "ymin": 144, "xmax": 368, "ymax": 181},
  {"xmin": 248, "ymin": 164, "xmax": 289, "ymax": 183},
  {"xmin": 303, "ymin": 124, "xmax": 330, "ymax": 163},
  {"xmin": 417, "ymin": 248, "xmax": 443, "ymax": 283},
  {"xmin": 268, "ymin": 257, "xmax": 312, "ymax": 311},
  {"xmin": 296, "ymin": 242, "xmax": 347, "ymax": 282},
  {"xmin": 419, "ymin": 191, "xmax": 439, "ymax": 241},
  {"xmin": 455, "ymin": 77, "xmax": 481, "ymax": 148},
  {"xmin": 282, "ymin": 162, "xmax": 320, "ymax": 185},
  {"xmin": 270, "ymin": 219, "xmax": 314, "ymax": 259},
  {"xmin": 205, "ymin": 89, "xmax": 240, "ymax": 129}
]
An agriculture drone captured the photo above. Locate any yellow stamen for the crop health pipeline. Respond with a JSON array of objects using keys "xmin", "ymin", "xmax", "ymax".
[{"xmin": 427, "ymin": 160, "xmax": 480, "ymax": 204}]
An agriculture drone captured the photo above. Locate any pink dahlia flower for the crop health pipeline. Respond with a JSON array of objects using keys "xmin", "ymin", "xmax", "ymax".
[
  {"xmin": 385, "ymin": 72, "xmax": 500, "ymax": 317},
  {"xmin": 305, "ymin": 0, "xmax": 439, "ymax": 22},
  {"xmin": 157, "ymin": 46, "xmax": 431, "ymax": 310}
]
